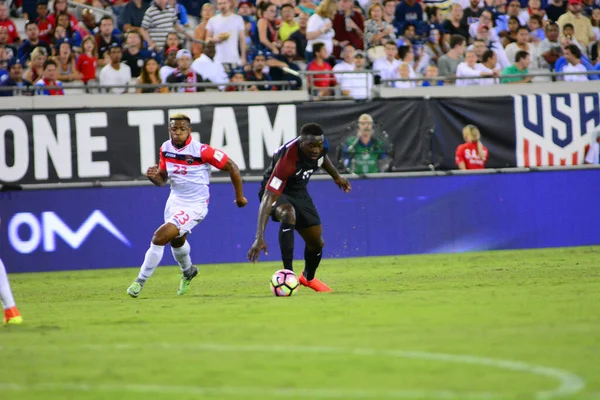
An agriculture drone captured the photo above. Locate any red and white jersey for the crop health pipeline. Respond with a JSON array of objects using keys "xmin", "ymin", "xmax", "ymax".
[
  {"xmin": 159, "ymin": 135, "xmax": 229, "ymax": 204},
  {"xmin": 455, "ymin": 141, "xmax": 488, "ymax": 170}
]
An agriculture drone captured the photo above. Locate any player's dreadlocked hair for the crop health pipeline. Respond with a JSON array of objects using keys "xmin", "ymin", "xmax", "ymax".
[
  {"xmin": 463, "ymin": 124, "xmax": 485, "ymax": 160},
  {"xmin": 170, "ymin": 113, "xmax": 191, "ymax": 124},
  {"xmin": 300, "ymin": 123, "xmax": 325, "ymax": 137}
]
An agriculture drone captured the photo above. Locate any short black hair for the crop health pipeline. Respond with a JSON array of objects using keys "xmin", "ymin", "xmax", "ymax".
[
  {"xmin": 43, "ymin": 59, "xmax": 57, "ymax": 69},
  {"xmin": 565, "ymin": 44, "xmax": 581, "ymax": 59},
  {"xmin": 280, "ymin": 3, "xmax": 293, "ymax": 11},
  {"xmin": 398, "ymin": 45, "xmax": 411, "ymax": 60},
  {"xmin": 300, "ymin": 123, "xmax": 324, "ymax": 137},
  {"xmin": 545, "ymin": 21, "xmax": 558, "ymax": 30},
  {"xmin": 426, "ymin": 6, "xmax": 439, "ymax": 20},
  {"xmin": 450, "ymin": 34, "xmax": 465, "ymax": 49},
  {"xmin": 482, "ymin": 49, "xmax": 495, "ymax": 63},
  {"xmin": 517, "ymin": 26, "xmax": 530, "ymax": 33},
  {"xmin": 403, "ymin": 22, "xmax": 415, "ymax": 34},
  {"xmin": 563, "ymin": 23, "xmax": 574, "ymax": 31},
  {"xmin": 515, "ymin": 50, "xmax": 529, "ymax": 63},
  {"xmin": 100, "ymin": 15, "xmax": 113, "ymax": 25},
  {"xmin": 25, "ymin": 20, "xmax": 38, "ymax": 29},
  {"xmin": 312, "ymin": 42, "xmax": 325, "ymax": 54}
]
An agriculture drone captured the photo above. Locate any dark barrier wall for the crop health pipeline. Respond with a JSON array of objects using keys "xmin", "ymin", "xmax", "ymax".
[
  {"xmin": 2, "ymin": 92, "xmax": 598, "ymax": 184},
  {"xmin": 1, "ymin": 171, "xmax": 598, "ymax": 273}
]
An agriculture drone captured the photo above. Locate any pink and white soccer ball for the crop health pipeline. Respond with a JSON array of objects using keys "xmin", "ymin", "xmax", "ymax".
[{"xmin": 270, "ymin": 269, "xmax": 299, "ymax": 297}]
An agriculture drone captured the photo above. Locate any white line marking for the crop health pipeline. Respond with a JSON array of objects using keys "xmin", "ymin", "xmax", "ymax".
[{"xmin": 0, "ymin": 343, "xmax": 585, "ymax": 399}]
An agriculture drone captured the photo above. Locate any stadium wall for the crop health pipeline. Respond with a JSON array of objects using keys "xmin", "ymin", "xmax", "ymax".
[{"xmin": 2, "ymin": 169, "xmax": 598, "ymax": 273}]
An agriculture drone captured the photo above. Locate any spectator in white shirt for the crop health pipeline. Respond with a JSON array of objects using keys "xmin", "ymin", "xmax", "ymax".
[
  {"xmin": 395, "ymin": 63, "xmax": 416, "ymax": 88},
  {"xmin": 160, "ymin": 46, "xmax": 178, "ymax": 82},
  {"xmin": 562, "ymin": 44, "xmax": 588, "ymax": 81},
  {"xmin": 99, "ymin": 43, "xmax": 132, "ymax": 94},
  {"xmin": 191, "ymin": 40, "xmax": 228, "ymax": 88},
  {"xmin": 505, "ymin": 26, "xmax": 540, "ymax": 69},
  {"xmin": 456, "ymin": 49, "xmax": 495, "ymax": 86},
  {"xmin": 340, "ymin": 50, "xmax": 373, "ymax": 100},
  {"xmin": 334, "ymin": 45, "xmax": 355, "ymax": 73},
  {"xmin": 475, "ymin": 50, "xmax": 500, "ymax": 85},
  {"xmin": 468, "ymin": 10, "xmax": 500, "ymax": 42},
  {"xmin": 305, "ymin": 0, "xmax": 337, "ymax": 61},
  {"xmin": 205, "ymin": 0, "xmax": 247, "ymax": 66},
  {"xmin": 373, "ymin": 40, "xmax": 401, "ymax": 84}
]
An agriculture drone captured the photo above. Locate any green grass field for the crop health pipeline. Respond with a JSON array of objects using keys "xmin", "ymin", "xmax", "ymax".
[{"xmin": 1, "ymin": 246, "xmax": 599, "ymax": 400}]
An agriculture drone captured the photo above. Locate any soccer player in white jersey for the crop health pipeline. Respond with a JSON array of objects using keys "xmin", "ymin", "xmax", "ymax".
[
  {"xmin": 127, "ymin": 113, "xmax": 247, "ymax": 298},
  {"xmin": 0, "ymin": 218, "xmax": 23, "ymax": 325}
]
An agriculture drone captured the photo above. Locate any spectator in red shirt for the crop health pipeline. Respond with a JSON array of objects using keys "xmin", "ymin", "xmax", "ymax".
[
  {"xmin": 307, "ymin": 41, "xmax": 335, "ymax": 97},
  {"xmin": 35, "ymin": 0, "xmax": 53, "ymax": 44},
  {"xmin": 47, "ymin": 0, "xmax": 80, "ymax": 33},
  {"xmin": 76, "ymin": 36, "xmax": 98, "ymax": 83},
  {"xmin": 332, "ymin": 0, "xmax": 364, "ymax": 59},
  {"xmin": 455, "ymin": 124, "xmax": 488, "ymax": 170},
  {"xmin": 0, "ymin": 2, "xmax": 20, "ymax": 44}
]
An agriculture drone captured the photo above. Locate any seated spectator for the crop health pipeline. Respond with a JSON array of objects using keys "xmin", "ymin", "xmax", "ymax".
[
  {"xmin": 0, "ymin": 26, "xmax": 16, "ymax": 60},
  {"xmin": 557, "ymin": 0, "xmax": 595, "ymax": 48},
  {"xmin": 0, "ymin": 45, "xmax": 8, "ymax": 79},
  {"xmin": 524, "ymin": 0, "xmax": 547, "ymax": 25},
  {"xmin": 456, "ymin": 124, "xmax": 488, "ymax": 170},
  {"xmin": 99, "ymin": 43, "xmax": 132, "ymax": 94},
  {"xmin": 0, "ymin": 58, "xmax": 32, "ymax": 96},
  {"xmin": 191, "ymin": 41, "xmax": 228, "ymax": 87},
  {"xmin": 343, "ymin": 114, "xmax": 388, "ymax": 173},
  {"xmin": 442, "ymin": 4, "xmax": 469, "ymax": 43},
  {"xmin": 34, "ymin": 59, "xmax": 64, "ymax": 95},
  {"xmin": 501, "ymin": 50, "xmax": 532, "ymax": 83},
  {"xmin": 373, "ymin": 40, "xmax": 400, "ymax": 83},
  {"xmin": 437, "ymin": 34, "xmax": 465, "ymax": 80},
  {"xmin": 79, "ymin": 9, "xmax": 98, "ymax": 38},
  {"xmin": 307, "ymin": 41, "xmax": 335, "ymax": 97},
  {"xmin": 137, "ymin": 53, "xmax": 165, "ymax": 92},
  {"xmin": 122, "ymin": 30, "xmax": 151, "ymax": 78},
  {"xmin": 118, "ymin": 0, "xmax": 150, "ymax": 33},
  {"xmin": 47, "ymin": 0, "xmax": 79, "ymax": 35},
  {"xmin": 191, "ymin": 3, "xmax": 215, "ymax": 59},
  {"xmin": 339, "ymin": 50, "xmax": 373, "ymax": 100},
  {"xmin": 475, "ymin": 49, "xmax": 500, "ymax": 85},
  {"xmin": 545, "ymin": 0, "xmax": 567, "ymax": 23},
  {"xmin": 0, "ymin": 2, "xmax": 19, "ymax": 44},
  {"xmin": 35, "ymin": 0, "xmax": 52, "ymax": 44},
  {"xmin": 502, "ymin": 16, "xmax": 521, "ymax": 48},
  {"xmin": 422, "ymin": 28, "xmax": 446, "ymax": 68},
  {"xmin": 554, "ymin": 38, "xmax": 597, "ymax": 78},
  {"xmin": 539, "ymin": 22, "xmax": 562, "ymax": 71},
  {"xmin": 394, "ymin": 0, "xmax": 423, "ymax": 35},
  {"xmin": 289, "ymin": 12, "xmax": 308, "ymax": 60},
  {"xmin": 468, "ymin": 9, "xmax": 499, "ymax": 42},
  {"xmin": 528, "ymin": 15, "xmax": 545, "ymax": 42},
  {"xmin": 425, "ymin": 6, "xmax": 443, "ymax": 34},
  {"xmin": 246, "ymin": 50, "xmax": 274, "ymax": 91},
  {"xmin": 306, "ymin": 0, "xmax": 337, "ymax": 61},
  {"xmin": 76, "ymin": 36, "xmax": 98, "ymax": 84},
  {"xmin": 456, "ymin": 49, "xmax": 496, "ymax": 85},
  {"xmin": 333, "ymin": 44, "xmax": 355, "ymax": 72},
  {"xmin": 268, "ymin": 39, "xmax": 302, "ymax": 89},
  {"xmin": 364, "ymin": 3, "xmax": 396, "ymax": 51},
  {"xmin": 396, "ymin": 22, "xmax": 417, "ymax": 48},
  {"xmin": 23, "ymin": 46, "xmax": 47, "ymax": 83},
  {"xmin": 166, "ymin": 49, "xmax": 204, "ymax": 92},
  {"xmin": 279, "ymin": 4, "xmax": 299, "ymax": 42},
  {"xmin": 505, "ymin": 26, "xmax": 540, "ymax": 69},
  {"xmin": 53, "ymin": 38, "xmax": 81, "ymax": 82},
  {"xmin": 395, "ymin": 62, "xmax": 416, "ymax": 87},
  {"xmin": 383, "ymin": 0, "xmax": 396, "ymax": 27},
  {"xmin": 421, "ymin": 65, "xmax": 443, "ymax": 86},
  {"xmin": 256, "ymin": 2, "xmax": 280, "ymax": 54},
  {"xmin": 397, "ymin": 44, "xmax": 417, "ymax": 77},
  {"xmin": 507, "ymin": 0, "xmax": 527, "ymax": 26},
  {"xmin": 461, "ymin": 0, "xmax": 483, "ymax": 26},
  {"xmin": 160, "ymin": 46, "xmax": 178, "ymax": 82},
  {"xmin": 562, "ymin": 43, "xmax": 588, "ymax": 81},
  {"xmin": 561, "ymin": 23, "xmax": 586, "ymax": 54},
  {"xmin": 164, "ymin": 32, "xmax": 183, "ymax": 54},
  {"xmin": 97, "ymin": 16, "xmax": 121, "ymax": 67},
  {"xmin": 333, "ymin": 0, "xmax": 364, "ymax": 59},
  {"xmin": 18, "ymin": 20, "xmax": 51, "ymax": 64},
  {"xmin": 225, "ymin": 67, "xmax": 247, "ymax": 91},
  {"xmin": 206, "ymin": 0, "xmax": 247, "ymax": 66}
]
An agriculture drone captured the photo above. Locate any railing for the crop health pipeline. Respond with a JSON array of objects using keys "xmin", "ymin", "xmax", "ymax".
[{"xmin": 66, "ymin": 0, "xmax": 113, "ymax": 17}]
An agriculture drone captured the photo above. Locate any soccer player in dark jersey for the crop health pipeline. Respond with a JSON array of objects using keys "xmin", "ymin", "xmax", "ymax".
[{"xmin": 247, "ymin": 123, "xmax": 351, "ymax": 292}]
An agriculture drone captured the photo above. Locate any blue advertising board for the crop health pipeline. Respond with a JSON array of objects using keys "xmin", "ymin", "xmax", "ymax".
[{"xmin": 1, "ymin": 171, "xmax": 598, "ymax": 273}]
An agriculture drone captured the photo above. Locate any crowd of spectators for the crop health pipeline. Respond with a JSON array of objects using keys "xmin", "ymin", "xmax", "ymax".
[{"xmin": 0, "ymin": 0, "xmax": 599, "ymax": 97}]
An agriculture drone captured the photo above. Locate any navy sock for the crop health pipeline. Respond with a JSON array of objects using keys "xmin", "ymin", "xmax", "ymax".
[
  {"xmin": 279, "ymin": 223, "xmax": 295, "ymax": 271},
  {"xmin": 303, "ymin": 247, "xmax": 322, "ymax": 281}
]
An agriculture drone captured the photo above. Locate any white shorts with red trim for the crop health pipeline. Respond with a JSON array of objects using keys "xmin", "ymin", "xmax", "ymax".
[{"xmin": 164, "ymin": 199, "xmax": 209, "ymax": 237}]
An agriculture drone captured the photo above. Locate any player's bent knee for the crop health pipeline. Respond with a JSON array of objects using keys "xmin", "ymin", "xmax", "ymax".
[
  {"xmin": 152, "ymin": 223, "xmax": 180, "ymax": 246},
  {"xmin": 170, "ymin": 236, "xmax": 186, "ymax": 248},
  {"xmin": 276, "ymin": 204, "xmax": 296, "ymax": 225},
  {"xmin": 308, "ymin": 237, "xmax": 325, "ymax": 251}
]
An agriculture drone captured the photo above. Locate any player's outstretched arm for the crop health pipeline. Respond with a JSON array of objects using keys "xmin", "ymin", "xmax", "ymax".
[
  {"xmin": 322, "ymin": 155, "xmax": 352, "ymax": 193},
  {"xmin": 146, "ymin": 164, "xmax": 167, "ymax": 187},
  {"xmin": 221, "ymin": 159, "xmax": 248, "ymax": 208},
  {"xmin": 247, "ymin": 190, "xmax": 279, "ymax": 262}
]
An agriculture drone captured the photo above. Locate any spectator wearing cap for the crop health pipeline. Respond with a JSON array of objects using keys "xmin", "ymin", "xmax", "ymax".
[
  {"xmin": 306, "ymin": 0, "xmax": 337, "ymax": 61},
  {"xmin": 118, "ymin": 0, "xmax": 150, "ymax": 33},
  {"xmin": 206, "ymin": 0, "xmax": 247, "ymax": 66},
  {"xmin": 23, "ymin": 46, "xmax": 47, "ymax": 83},
  {"xmin": 137, "ymin": 53, "xmax": 165, "ymax": 92},
  {"xmin": 122, "ymin": 30, "xmax": 151, "ymax": 78},
  {"xmin": 142, "ymin": 0, "xmax": 187, "ymax": 51},
  {"xmin": 35, "ymin": 0, "xmax": 53, "ymax": 44},
  {"xmin": 99, "ymin": 43, "xmax": 132, "ymax": 93},
  {"xmin": 505, "ymin": 26, "xmax": 540, "ymax": 69},
  {"xmin": 166, "ymin": 49, "xmax": 205, "ymax": 92},
  {"xmin": 332, "ymin": 0, "xmax": 364, "ymax": 59},
  {"xmin": 76, "ymin": 36, "xmax": 98, "ymax": 83},
  {"xmin": 279, "ymin": 4, "xmax": 299, "ymax": 42},
  {"xmin": 0, "ymin": 2, "xmax": 19, "ymax": 44},
  {"xmin": 225, "ymin": 67, "xmax": 247, "ymax": 91},
  {"xmin": 289, "ymin": 12, "xmax": 308, "ymax": 60},
  {"xmin": 500, "ymin": 50, "xmax": 531, "ymax": 83},
  {"xmin": 307, "ymin": 41, "xmax": 335, "ymax": 97},
  {"xmin": 339, "ymin": 50, "xmax": 373, "ymax": 100},
  {"xmin": 191, "ymin": 41, "xmax": 228, "ymax": 87},
  {"xmin": 96, "ymin": 16, "xmax": 121, "ymax": 67},
  {"xmin": 437, "ymin": 34, "xmax": 465, "ymax": 80},
  {"xmin": 34, "ymin": 59, "xmax": 64, "ymax": 95},
  {"xmin": 191, "ymin": 3, "xmax": 215, "ymax": 59},
  {"xmin": 0, "ymin": 26, "xmax": 17, "ymax": 60},
  {"xmin": 160, "ymin": 45, "xmax": 178, "ymax": 81},
  {"xmin": 53, "ymin": 37, "xmax": 81, "ymax": 82},
  {"xmin": 561, "ymin": 43, "xmax": 588, "ymax": 81},
  {"xmin": 246, "ymin": 51, "xmax": 275, "ymax": 91},
  {"xmin": 0, "ymin": 58, "xmax": 32, "ymax": 96},
  {"xmin": 364, "ymin": 3, "xmax": 396, "ymax": 51},
  {"xmin": 545, "ymin": 0, "xmax": 567, "ymax": 23},
  {"xmin": 18, "ymin": 20, "xmax": 51, "ymax": 64},
  {"xmin": 256, "ymin": 2, "xmax": 280, "ymax": 54},
  {"xmin": 557, "ymin": 0, "xmax": 595, "ymax": 47},
  {"xmin": 373, "ymin": 40, "xmax": 400, "ymax": 83},
  {"xmin": 268, "ymin": 39, "xmax": 302, "ymax": 89}
]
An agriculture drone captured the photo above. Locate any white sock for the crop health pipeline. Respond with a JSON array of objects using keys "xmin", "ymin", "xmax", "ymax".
[
  {"xmin": 0, "ymin": 258, "xmax": 16, "ymax": 310},
  {"xmin": 137, "ymin": 243, "xmax": 165, "ymax": 283},
  {"xmin": 171, "ymin": 241, "xmax": 192, "ymax": 275}
]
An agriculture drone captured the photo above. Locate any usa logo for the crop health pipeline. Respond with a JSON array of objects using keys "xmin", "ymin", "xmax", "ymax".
[
  {"xmin": 514, "ymin": 93, "xmax": 599, "ymax": 167},
  {"xmin": 185, "ymin": 155, "xmax": 194, "ymax": 165}
]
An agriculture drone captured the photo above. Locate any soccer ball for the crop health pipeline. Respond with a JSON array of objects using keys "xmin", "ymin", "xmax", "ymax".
[{"xmin": 270, "ymin": 269, "xmax": 299, "ymax": 297}]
